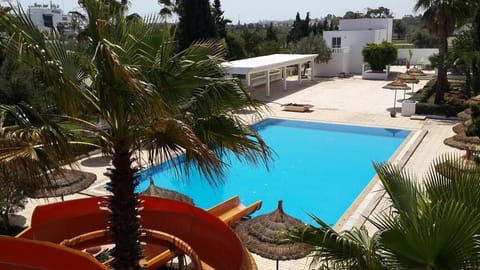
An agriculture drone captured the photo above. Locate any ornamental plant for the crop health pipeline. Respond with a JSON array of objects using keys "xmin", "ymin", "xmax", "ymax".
[{"xmin": 362, "ymin": 41, "xmax": 398, "ymax": 72}]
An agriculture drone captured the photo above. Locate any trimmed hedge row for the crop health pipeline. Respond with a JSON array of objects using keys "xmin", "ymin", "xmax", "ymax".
[
  {"xmin": 410, "ymin": 79, "xmax": 466, "ymax": 117},
  {"xmin": 415, "ymin": 103, "xmax": 466, "ymax": 117}
]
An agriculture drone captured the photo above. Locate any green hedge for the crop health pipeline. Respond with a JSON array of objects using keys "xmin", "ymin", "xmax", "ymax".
[{"xmin": 415, "ymin": 103, "xmax": 466, "ymax": 117}]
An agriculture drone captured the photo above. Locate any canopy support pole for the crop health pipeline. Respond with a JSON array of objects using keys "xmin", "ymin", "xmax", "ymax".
[
  {"xmin": 297, "ymin": 64, "xmax": 302, "ymax": 85},
  {"xmin": 266, "ymin": 70, "xmax": 271, "ymax": 96},
  {"xmin": 282, "ymin": 67, "xmax": 287, "ymax": 91}
]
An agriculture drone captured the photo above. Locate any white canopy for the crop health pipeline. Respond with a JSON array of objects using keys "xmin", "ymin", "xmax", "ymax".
[{"xmin": 221, "ymin": 54, "xmax": 318, "ymax": 96}]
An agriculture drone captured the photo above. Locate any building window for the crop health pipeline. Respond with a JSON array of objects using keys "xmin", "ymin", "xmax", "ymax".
[
  {"xmin": 43, "ymin": 14, "xmax": 53, "ymax": 28},
  {"xmin": 332, "ymin": 37, "xmax": 341, "ymax": 48},
  {"xmin": 62, "ymin": 16, "xmax": 68, "ymax": 21}
]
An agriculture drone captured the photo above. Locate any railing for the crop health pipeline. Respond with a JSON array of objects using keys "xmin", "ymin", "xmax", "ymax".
[{"xmin": 247, "ymin": 69, "xmax": 283, "ymax": 87}]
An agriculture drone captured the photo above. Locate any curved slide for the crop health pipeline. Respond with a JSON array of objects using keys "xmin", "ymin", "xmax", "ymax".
[{"xmin": 12, "ymin": 196, "xmax": 258, "ymax": 270}]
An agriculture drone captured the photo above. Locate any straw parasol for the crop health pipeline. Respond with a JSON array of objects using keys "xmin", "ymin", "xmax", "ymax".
[
  {"xmin": 383, "ymin": 79, "xmax": 411, "ymax": 117},
  {"xmin": 407, "ymin": 67, "xmax": 425, "ymax": 76},
  {"xmin": 141, "ymin": 177, "xmax": 194, "ymax": 205},
  {"xmin": 397, "ymin": 72, "xmax": 420, "ymax": 95},
  {"xmin": 30, "ymin": 169, "xmax": 96, "ymax": 199},
  {"xmin": 234, "ymin": 200, "xmax": 310, "ymax": 270}
]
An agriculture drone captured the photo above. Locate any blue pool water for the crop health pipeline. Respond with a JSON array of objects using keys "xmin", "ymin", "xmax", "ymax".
[{"xmin": 137, "ymin": 118, "xmax": 410, "ymax": 225}]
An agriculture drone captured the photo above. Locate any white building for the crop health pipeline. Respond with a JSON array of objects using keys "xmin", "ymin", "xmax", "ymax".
[
  {"xmin": 316, "ymin": 18, "xmax": 393, "ymax": 76},
  {"xmin": 27, "ymin": 3, "xmax": 72, "ymax": 32}
]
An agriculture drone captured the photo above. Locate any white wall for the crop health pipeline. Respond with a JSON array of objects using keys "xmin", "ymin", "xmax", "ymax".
[
  {"xmin": 321, "ymin": 18, "xmax": 393, "ymax": 75},
  {"xmin": 28, "ymin": 5, "xmax": 70, "ymax": 31},
  {"xmin": 339, "ymin": 18, "xmax": 393, "ymax": 42},
  {"xmin": 397, "ymin": 48, "xmax": 439, "ymax": 65},
  {"xmin": 314, "ymin": 50, "xmax": 350, "ymax": 77}
]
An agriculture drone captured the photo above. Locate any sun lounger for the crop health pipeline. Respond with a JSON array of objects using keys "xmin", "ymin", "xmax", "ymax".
[{"xmin": 282, "ymin": 103, "xmax": 313, "ymax": 112}]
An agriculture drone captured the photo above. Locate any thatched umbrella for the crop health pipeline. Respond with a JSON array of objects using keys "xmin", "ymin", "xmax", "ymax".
[
  {"xmin": 141, "ymin": 177, "xmax": 194, "ymax": 205},
  {"xmin": 234, "ymin": 200, "xmax": 310, "ymax": 270},
  {"xmin": 30, "ymin": 169, "xmax": 96, "ymax": 199},
  {"xmin": 383, "ymin": 79, "xmax": 411, "ymax": 117},
  {"xmin": 407, "ymin": 67, "xmax": 425, "ymax": 76},
  {"xmin": 397, "ymin": 72, "xmax": 420, "ymax": 95}
]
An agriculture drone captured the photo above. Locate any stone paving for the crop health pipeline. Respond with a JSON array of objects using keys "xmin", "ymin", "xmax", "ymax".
[{"xmin": 15, "ymin": 66, "xmax": 464, "ymax": 270}]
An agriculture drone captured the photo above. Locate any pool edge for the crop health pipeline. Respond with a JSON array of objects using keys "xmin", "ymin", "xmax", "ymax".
[{"xmin": 333, "ymin": 128, "xmax": 428, "ymax": 231}]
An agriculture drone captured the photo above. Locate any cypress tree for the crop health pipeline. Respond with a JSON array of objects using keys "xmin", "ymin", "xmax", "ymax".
[
  {"xmin": 212, "ymin": 0, "xmax": 231, "ymax": 39},
  {"xmin": 178, "ymin": 0, "xmax": 218, "ymax": 50},
  {"xmin": 265, "ymin": 22, "xmax": 278, "ymax": 42}
]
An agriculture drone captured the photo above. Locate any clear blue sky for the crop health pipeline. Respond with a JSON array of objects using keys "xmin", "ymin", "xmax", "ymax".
[{"xmin": 16, "ymin": 0, "xmax": 421, "ymax": 23}]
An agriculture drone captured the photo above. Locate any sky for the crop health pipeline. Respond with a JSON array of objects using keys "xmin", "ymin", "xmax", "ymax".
[{"xmin": 15, "ymin": 0, "xmax": 422, "ymax": 23}]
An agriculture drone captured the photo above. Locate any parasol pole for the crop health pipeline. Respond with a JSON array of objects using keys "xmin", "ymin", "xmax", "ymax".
[
  {"xmin": 276, "ymin": 259, "xmax": 279, "ymax": 270},
  {"xmin": 393, "ymin": 89, "xmax": 397, "ymax": 112}
]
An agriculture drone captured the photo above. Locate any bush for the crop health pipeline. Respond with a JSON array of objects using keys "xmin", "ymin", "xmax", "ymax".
[
  {"xmin": 362, "ymin": 41, "xmax": 398, "ymax": 71},
  {"xmin": 415, "ymin": 103, "xmax": 466, "ymax": 117},
  {"xmin": 410, "ymin": 79, "xmax": 436, "ymax": 102}
]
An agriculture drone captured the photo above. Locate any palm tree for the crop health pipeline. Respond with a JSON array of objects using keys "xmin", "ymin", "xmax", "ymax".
[
  {"xmin": 0, "ymin": 103, "xmax": 78, "ymax": 227},
  {"xmin": 284, "ymin": 155, "xmax": 480, "ymax": 269},
  {"xmin": 0, "ymin": 1, "xmax": 271, "ymax": 269},
  {"xmin": 414, "ymin": 0, "xmax": 479, "ymax": 104}
]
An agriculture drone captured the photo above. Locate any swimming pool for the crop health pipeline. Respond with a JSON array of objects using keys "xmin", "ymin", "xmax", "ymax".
[{"xmin": 137, "ymin": 118, "xmax": 410, "ymax": 225}]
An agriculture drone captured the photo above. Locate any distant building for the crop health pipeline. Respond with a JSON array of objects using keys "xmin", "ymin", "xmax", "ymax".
[
  {"xmin": 28, "ymin": 3, "xmax": 70, "ymax": 31},
  {"xmin": 315, "ymin": 18, "xmax": 393, "ymax": 76},
  {"xmin": 26, "ymin": 3, "xmax": 82, "ymax": 38}
]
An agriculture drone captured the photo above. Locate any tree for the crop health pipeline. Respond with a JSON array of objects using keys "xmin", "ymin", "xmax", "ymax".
[
  {"xmin": 158, "ymin": 0, "xmax": 179, "ymax": 18},
  {"xmin": 0, "ymin": 165, "xmax": 29, "ymax": 229},
  {"xmin": 393, "ymin": 19, "xmax": 406, "ymax": 39},
  {"xmin": 0, "ymin": 1, "xmax": 271, "ymax": 269},
  {"xmin": 177, "ymin": 0, "xmax": 218, "ymax": 50},
  {"xmin": 366, "ymin": 6, "xmax": 393, "ymax": 18},
  {"xmin": 290, "ymin": 33, "xmax": 331, "ymax": 63},
  {"xmin": 343, "ymin": 11, "xmax": 365, "ymax": 19},
  {"xmin": 225, "ymin": 32, "xmax": 247, "ymax": 60},
  {"xmin": 0, "ymin": 103, "xmax": 78, "ymax": 228},
  {"xmin": 362, "ymin": 42, "xmax": 398, "ymax": 72},
  {"xmin": 284, "ymin": 155, "xmax": 480, "ymax": 269},
  {"xmin": 265, "ymin": 22, "xmax": 278, "ymax": 42},
  {"xmin": 287, "ymin": 12, "xmax": 304, "ymax": 44},
  {"xmin": 241, "ymin": 29, "xmax": 263, "ymax": 57},
  {"xmin": 414, "ymin": 0, "xmax": 479, "ymax": 104},
  {"xmin": 211, "ymin": 0, "xmax": 231, "ymax": 39}
]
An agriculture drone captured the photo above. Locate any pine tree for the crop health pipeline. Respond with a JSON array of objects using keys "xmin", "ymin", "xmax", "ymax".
[{"xmin": 178, "ymin": 0, "xmax": 218, "ymax": 50}]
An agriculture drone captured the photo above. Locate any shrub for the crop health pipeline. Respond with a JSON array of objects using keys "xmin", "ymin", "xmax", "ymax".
[
  {"xmin": 362, "ymin": 41, "xmax": 398, "ymax": 71},
  {"xmin": 415, "ymin": 103, "xmax": 466, "ymax": 117},
  {"xmin": 410, "ymin": 79, "xmax": 436, "ymax": 102}
]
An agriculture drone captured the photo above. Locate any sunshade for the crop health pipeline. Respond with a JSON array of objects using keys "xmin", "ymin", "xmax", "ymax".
[
  {"xmin": 383, "ymin": 79, "xmax": 411, "ymax": 117},
  {"xmin": 30, "ymin": 169, "xmax": 96, "ymax": 198},
  {"xmin": 234, "ymin": 200, "xmax": 310, "ymax": 270},
  {"xmin": 397, "ymin": 72, "xmax": 420, "ymax": 96},
  {"xmin": 407, "ymin": 67, "xmax": 425, "ymax": 76},
  {"xmin": 141, "ymin": 177, "xmax": 194, "ymax": 205}
]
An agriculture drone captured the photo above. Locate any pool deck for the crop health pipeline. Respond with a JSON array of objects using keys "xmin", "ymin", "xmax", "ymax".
[{"xmin": 15, "ymin": 66, "xmax": 462, "ymax": 270}]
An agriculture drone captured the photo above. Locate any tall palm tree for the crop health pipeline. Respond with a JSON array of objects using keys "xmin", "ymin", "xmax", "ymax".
[
  {"xmin": 414, "ymin": 0, "xmax": 479, "ymax": 104},
  {"xmin": 284, "ymin": 155, "xmax": 480, "ymax": 269},
  {"xmin": 0, "ymin": 1, "xmax": 271, "ymax": 269}
]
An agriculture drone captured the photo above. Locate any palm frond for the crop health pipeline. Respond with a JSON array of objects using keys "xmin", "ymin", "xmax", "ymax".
[
  {"xmin": 373, "ymin": 162, "xmax": 424, "ymax": 217},
  {"xmin": 283, "ymin": 215, "xmax": 386, "ymax": 270}
]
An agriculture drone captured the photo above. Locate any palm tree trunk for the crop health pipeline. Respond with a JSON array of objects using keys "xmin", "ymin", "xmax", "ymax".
[
  {"xmin": 107, "ymin": 149, "xmax": 143, "ymax": 270},
  {"xmin": 434, "ymin": 35, "xmax": 448, "ymax": 104}
]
